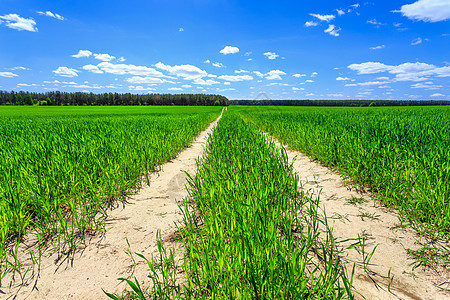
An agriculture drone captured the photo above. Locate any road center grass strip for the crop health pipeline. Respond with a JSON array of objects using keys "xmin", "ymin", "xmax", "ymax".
[
  {"xmin": 108, "ymin": 112, "xmax": 353, "ymax": 299},
  {"xmin": 0, "ymin": 106, "xmax": 221, "ymax": 281}
]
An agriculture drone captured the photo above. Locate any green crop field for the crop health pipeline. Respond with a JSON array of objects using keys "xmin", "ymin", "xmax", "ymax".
[
  {"xmin": 2, "ymin": 104, "xmax": 449, "ymax": 298},
  {"xmin": 0, "ymin": 106, "xmax": 221, "ymax": 277},
  {"xmin": 235, "ymin": 105, "xmax": 450, "ymax": 237}
]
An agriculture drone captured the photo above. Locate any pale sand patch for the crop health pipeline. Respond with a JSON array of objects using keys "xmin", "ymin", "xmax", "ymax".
[
  {"xmin": 274, "ymin": 138, "xmax": 449, "ymax": 300},
  {"xmin": 3, "ymin": 113, "xmax": 222, "ymax": 299}
]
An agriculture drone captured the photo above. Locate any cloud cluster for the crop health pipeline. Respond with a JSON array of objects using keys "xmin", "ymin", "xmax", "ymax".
[
  {"xmin": 212, "ymin": 62, "xmax": 224, "ymax": 68},
  {"xmin": 264, "ymin": 52, "xmax": 279, "ymax": 60},
  {"xmin": 72, "ymin": 50, "xmax": 92, "ymax": 58},
  {"xmin": 99, "ymin": 62, "xmax": 165, "ymax": 76},
  {"xmin": 0, "ymin": 72, "xmax": 19, "ymax": 78},
  {"xmin": 253, "ymin": 70, "xmax": 285, "ymax": 80},
  {"xmin": 0, "ymin": 14, "xmax": 37, "ymax": 32},
  {"xmin": 218, "ymin": 75, "xmax": 253, "ymax": 82},
  {"xmin": 94, "ymin": 53, "xmax": 116, "ymax": 62},
  {"xmin": 72, "ymin": 50, "xmax": 117, "ymax": 61},
  {"xmin": 348, "ymin": 61, "xmax": 450, "ymax": 82},
  {"xmin": 82, "ymin": 64, "xmax": 103, "ymax": 74},
  {"xmin": 220, "ymin": 46, "xmax": 239, "ymax": 55},
  {"xmin": 155, "ymin": 62, "xmax": 209, "ymax": 80},
  {"xmin": 411, "ymin": 37, "xmax": 427, "ymax": 45},
  {"xmin": 324, "ymin": 24, "xmax": 341, "ymax": 37},
  {"xmin": 304, "ymin": 21, "xmax": 318, "ymax": 27},
  {"xmin": 310, "ymin": 13, "xmax": 335, "ymax": 22},
  {"xmin": 53, "ymin": 66, "xmax": 79, "ymax": 77},
  {"xmin": 370, "ymin": 45, "xmax": 385, "ymax": 50},
  {"xmin": 37, "ymin": 11, "xmax": 64, "ymax": 20}
]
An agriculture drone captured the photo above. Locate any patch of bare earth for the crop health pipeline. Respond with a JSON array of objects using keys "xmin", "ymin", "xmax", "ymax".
[
  {"xmin": 277, "ymin": 138, "xmax": 449, "ymax": 300},
  {"xmin": 2, "ymin": 113, "xmax": 221, "ymax": 300}
]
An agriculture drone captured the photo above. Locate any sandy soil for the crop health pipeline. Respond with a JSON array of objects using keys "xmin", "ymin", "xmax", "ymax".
[
  {"xmin": 2, "ymin": 113, "xmax": 222, "ymax": 300},
  {"xmin": 275, "ymin": 138, "xmax": 450, "ymax": 300}
]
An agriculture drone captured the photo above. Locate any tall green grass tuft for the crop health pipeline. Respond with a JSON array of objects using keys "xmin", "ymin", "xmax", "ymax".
[{"xmin": 107, "ymin": 112, "xmax": 353, "ymax": 299}]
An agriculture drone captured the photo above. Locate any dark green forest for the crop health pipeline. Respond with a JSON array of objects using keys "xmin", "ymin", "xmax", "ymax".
[{"xmin": 0, "ymin": 91, "xmax": 229, "ymax": 106}]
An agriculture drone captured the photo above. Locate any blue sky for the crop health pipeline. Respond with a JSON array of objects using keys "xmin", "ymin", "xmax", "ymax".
[{"xmin": 0, "ymin": 0, "xmax": 449, "ymax": 100}]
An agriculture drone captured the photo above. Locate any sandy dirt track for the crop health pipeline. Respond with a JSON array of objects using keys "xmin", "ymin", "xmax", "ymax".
[
  {"xmin": 278, "ymin": 140, "xmax": 450, "ymax": 300},
  {"xmin": 3, "ymin": 113, "xmax": 222, "ymax": 300}
]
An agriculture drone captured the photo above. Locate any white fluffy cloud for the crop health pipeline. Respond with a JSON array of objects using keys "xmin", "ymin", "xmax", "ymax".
[
  {"xmin": 72, "ymin": 50, "xmax": 93, "ymax": 58},
  {"xmin": 324, "ymin": 24, "xmax": 341, "ymax": 37},
  {"xmin": 82, "ymin": 64, "xmax": 103, "ymax": 74},
  {"xmin": 397, "ymin": 0, "xmax": 450, "ymax": 22},
  {"xmin": 94, "ymin": 53, "xmax": 116, "ymax": 62},
  {"xmin": 0, "ymin": 14, "xmax": 37, "ymax": 32},
  {"xmin": 53, "ymin": 67, "xmax": 79, "ymax": 77},
  {"xmin": 155, "ymin": 62, "xmax": 208, "ymax": 80},
  {"xmin": 217, "ymin": 75, "xmax": 253, "ymax": 82},
  {"xmin": 292, "ymin": 73, "xmax": 306, "ymax": 78},
  {"xmin": 235, "ymin": 69, "xmax": 249, "ymax": 74},
  {"xmin": 220, "ymin": 46, "xmax": 239, "ymax": 55},
  {"xmin": 99, "ymin": 62, "xmax": 165, "ymax": 76},
  {"xmin": 253, "ymin": 70, "xmax": 286, "ymax": 80},
  {"xmin": 336, "ymin": 9, "xmax": 345, "ymax": 16},
  {"xmin": 265, "ymin": 70, "xmax": 287, "ymax": 80},
  {"xmin": 212, "ymin": 62, "xmax": 224, "ymax": 68},
  {"xmin": 367, "ymin": 19, "xmax": 386, "ymax": 26},
  {"xmin": 348, "ymin": 62, "xmax": 392, "ymax": 74},
  {"xmin": 192, "ymin": 78, "xmax": 220, "ymax": 85},
  {"xmin": 181, "ymin": 84, "xmax": 192, "ymax": 88},
  {"xmin": 310, "ymin": 13, "xmax": 336, "ymax": 22},
  {"xmin": 37, "ymin": 11, "xmax": 64, "ymax": 20},
  {"xmin": 304, "ymin": 21, "xmax": 318, "ymax": 27},
  {"xmin": 430, "ymin": 93, "xmax": 445, "ymax": 97},
  {"xmin": 0, "ymin": 72, "xmax": 18, "ymax": 78},
  {"xmin": 264, "ymin": 52, "xmax": 279, "ymax": 60},
  {"xmin": 10, "ymin": 66, "xmax": 28, "ymax": 70},
  {"xmin": 336, "ymin": 76, "xmax": 352, "ymax": 81},
  {"xmin": 370, "ymin": 45, "xmax": 385, "ymax": 50},
  {"xmin": 254, "ymin": 71, "xmax": 264, "ymax": 78},
  {"xmin": 411, "ymin": 37, "xmax": 428, "ymax": 45},
  {"xmin": 168, "ymin": 87, "xmax": 183, "ymax": 91}
]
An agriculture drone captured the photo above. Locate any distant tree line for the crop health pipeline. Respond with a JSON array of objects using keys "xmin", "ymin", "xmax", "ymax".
[
  {"xmin": 231, "ymin": 100, "xmax": 450, "ymax": 107},
  {"xmin": 0, "ymin": 91, "xmax": 230, "ymax": 106}
]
